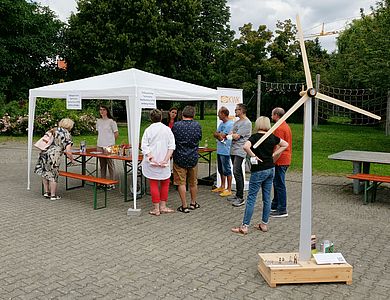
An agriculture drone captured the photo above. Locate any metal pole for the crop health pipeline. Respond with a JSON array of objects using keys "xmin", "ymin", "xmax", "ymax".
[
  {"xmin": 257, "ymin": 75, "xmax": 261, "ymax": 118},
  {"xmin": 314, "ymin": 74, "xmax": 320, "ymax": 129},
  {"xmin": 386, "ymin": 90, "xmax": 390, "ymax": 136}
]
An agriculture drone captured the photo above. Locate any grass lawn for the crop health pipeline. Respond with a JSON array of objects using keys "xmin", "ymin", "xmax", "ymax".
[{"xmin": 2, "ymin": 115, "xmax": 389, "ymax": 176}]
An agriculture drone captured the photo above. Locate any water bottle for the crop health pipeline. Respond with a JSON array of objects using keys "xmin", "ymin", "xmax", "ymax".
[{"xmin": 80, "ymin": 140, "xmax": 86, "ymax": 153}]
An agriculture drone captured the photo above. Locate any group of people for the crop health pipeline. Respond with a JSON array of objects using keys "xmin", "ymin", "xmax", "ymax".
[
  {"xmin": 34, "ymin": 102, "xmax": 292, "ymax": 235},
  {"xmin": 141, "ymin": 105, "xmax": 202, "ymax": 215},
  {"xmin": 212, "ymin": 104, "xmax": 292, "ymax": 234},
  {"xmin": 34, "ymin": 105, "xmax": 119, "ymax": 199}
]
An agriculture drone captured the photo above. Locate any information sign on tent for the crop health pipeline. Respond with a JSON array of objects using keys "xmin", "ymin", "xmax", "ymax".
[
  {"xmin": 66, "ymin": 94, "xmax": 82, "ymax": 110},
  {"xmin": 139, "ymin": 90, "xmax": 156, "ymax": 109}
]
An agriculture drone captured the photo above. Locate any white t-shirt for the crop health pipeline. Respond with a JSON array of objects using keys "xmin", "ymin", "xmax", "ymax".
[
  {"xmin": 96, "ymin": 118, "xmax": 118, "ymax": 147},
  {"xmin": 141, "ymin": 122, "xmax": 176, "ymax": 180}
]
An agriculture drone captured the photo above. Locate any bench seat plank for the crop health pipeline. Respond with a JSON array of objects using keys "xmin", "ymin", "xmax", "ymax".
[
  {"xmin": 59, "ymin": 171, "xmax": 119, "ymax": 209},
  {"xmin": 347, "ymin": 173, "xmax": 390, "ymax": 204}
]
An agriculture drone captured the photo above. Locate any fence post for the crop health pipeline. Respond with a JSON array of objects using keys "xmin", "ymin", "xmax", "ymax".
[
  {"xmin": 257, "ymin": 75, "xmax": 261, "ymax": 118},
  {"xmin": 386, "ymin": 90, "xmax": 390, "ymax": 136},
  {"xmin": 314, "ymin": 74, "xmax": 320, "ymax": 129}
]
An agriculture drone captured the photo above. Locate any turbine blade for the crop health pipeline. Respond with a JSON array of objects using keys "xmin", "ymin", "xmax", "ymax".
[
  {"xmin": 296, "ymin": 15, "xmax": 313, "ymax": 89},
  {"xmin": 253, "ymin": 95, "xmax": 309, "ymax": 149},
  {"xmin": 316, "ymin": 92, "xmax": 381, "ymax": 120}
]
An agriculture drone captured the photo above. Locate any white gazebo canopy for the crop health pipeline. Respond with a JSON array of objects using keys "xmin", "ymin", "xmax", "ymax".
[{"xmin": 28, "ymin": 68, "xmax": 219, "ymax": 209}]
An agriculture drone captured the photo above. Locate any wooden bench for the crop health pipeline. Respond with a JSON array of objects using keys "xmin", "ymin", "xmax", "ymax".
[
  {"xmin": 347, "ymin": 173, "xmax": 390, "ymax": 204},
  {"xmin": 59, "ymin": 171, "xmax": 119, "ymax": 209}
]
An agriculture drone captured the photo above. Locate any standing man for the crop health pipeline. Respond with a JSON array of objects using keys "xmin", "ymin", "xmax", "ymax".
[
  {"xmin": 229, "ymin": 103, "xmax": 252, "ymax": 207},
  {"xmin": 212, "ymin": 106, "xmax": 234, "ymax": 197},
  {"xmin": 172, "ymin": 106, "xmax": 202, "ymax": 213},
  {"xmin": 270, "ymin": 107, "xmax": 292, "ymax": 218}
]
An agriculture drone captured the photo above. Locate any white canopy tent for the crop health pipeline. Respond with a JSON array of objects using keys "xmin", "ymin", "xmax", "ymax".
[{"xmin": 28, "ymin": 68, "xmax": 219, "ymax": 210}]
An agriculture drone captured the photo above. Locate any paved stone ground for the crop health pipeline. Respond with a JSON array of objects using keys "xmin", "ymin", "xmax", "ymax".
[{"xmin": 0, "ymin": 142, "xmax": 389, "ymax": 299}]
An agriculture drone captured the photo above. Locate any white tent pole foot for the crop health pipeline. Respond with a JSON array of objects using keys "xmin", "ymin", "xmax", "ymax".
[{"xmin": 127, "ymin": 208, "xmax": 141, "ymax": 216}]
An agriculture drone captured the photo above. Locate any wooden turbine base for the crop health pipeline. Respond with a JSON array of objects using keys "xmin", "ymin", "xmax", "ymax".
[{"xmin": 258, "ymin": 253, "xmax": 353, "ymax": 288}]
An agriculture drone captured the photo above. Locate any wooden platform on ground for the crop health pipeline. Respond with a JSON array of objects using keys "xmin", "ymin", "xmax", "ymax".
[{"xmin": 258, "ymin": 252, "xmax": 353, "ymax": 287}]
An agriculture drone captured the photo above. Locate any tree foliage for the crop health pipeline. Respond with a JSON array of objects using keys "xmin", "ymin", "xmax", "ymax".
[
  {"xmin": 331, "ymin": 0, "xmax": 390, "ymax": 90},
  {"xmin": 0, "ymin": 0, "xmax": 64, "ymax": 103},
  {"xmin": 64, "ymin": 0, "xmax": 233, "ymax": 86}
]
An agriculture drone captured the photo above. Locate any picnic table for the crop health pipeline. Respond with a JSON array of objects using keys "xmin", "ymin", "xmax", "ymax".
[{"xmin": 328, "ymin": 150, "xmax": 390, "ymax": 194}]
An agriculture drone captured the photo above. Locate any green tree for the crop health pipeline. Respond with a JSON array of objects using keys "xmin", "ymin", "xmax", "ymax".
[
  {"xmin": 64, "ymin": 0, "xmax": 233, "ymax": 87},
  {"xmin": 331, "ymin": 0, "xmax": 390, "ymax": 90},
  {"xmin": 0, "ymin": 0, "xmax": 64, "ymax": 103}
]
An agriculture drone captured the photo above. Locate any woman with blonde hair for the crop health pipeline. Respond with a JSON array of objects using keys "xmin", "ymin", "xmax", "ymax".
[
  {"xmin": 34, "ymin": 118, "xmax": 76, "ymax": 200},
  {"xmin": 231, "ymin": 116, "xmax": 288, "ymax": 234}
]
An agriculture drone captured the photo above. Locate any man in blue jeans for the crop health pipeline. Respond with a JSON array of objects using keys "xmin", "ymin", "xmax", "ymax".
[{"xmin": 270, "ymin": 107, "xmax": 292, "ymax": 218}]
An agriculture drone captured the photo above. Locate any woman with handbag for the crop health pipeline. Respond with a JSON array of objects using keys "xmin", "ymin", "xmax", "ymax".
[{"xmin": 34, "ymin": 118, "xmax": 75, "ymax": 200}]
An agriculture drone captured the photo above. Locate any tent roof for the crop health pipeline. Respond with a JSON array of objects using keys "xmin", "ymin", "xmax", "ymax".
[{"xmin": 29, "ymin": 68, "xmax": 218, "ymax": 101}]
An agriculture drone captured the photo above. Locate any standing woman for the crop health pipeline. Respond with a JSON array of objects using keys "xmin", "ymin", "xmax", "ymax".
[
  {"xmin": 34, "ymin": 118, "xmax": 75, "ymax": 200},
  {"xmin": 231, "ymin": 116, "xmax": 288, "ymax": 234},
  {"xmin": 141, "ymin": 109, "xmax": 176, "ymax": 216},
  {"xmin": 162, "ymin": 107, "xmax": 179, "ymax": 129},
  {"xmin": 96, "ymin": 105, "xmax": 119, "ymax": 185}
]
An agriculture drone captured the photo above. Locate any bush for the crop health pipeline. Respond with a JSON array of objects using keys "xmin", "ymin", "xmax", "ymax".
[{"xmin": 0, "ymin": 98, "xmax": 98, "ymax": 136}]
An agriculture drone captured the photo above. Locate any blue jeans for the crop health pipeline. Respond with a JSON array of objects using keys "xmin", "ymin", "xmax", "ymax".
[
  {"xmin": 242, "ymin": 168, "xmax": 275, "ymax": 226},
  {"xmin": 217, "ymin": 154, "xmax": 232, "ymax": 176},
  {"xmin": 271, "ymin": 165, "xmax": 289, "ymax": 213}
]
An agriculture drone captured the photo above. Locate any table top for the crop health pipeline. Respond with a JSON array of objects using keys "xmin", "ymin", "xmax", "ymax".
[
  {"xmin": 68, "ymin": 147, "xmax": 216, "ymax": 160},
  {"xmin": 328, "ymin": 150, "xmax": 390, "ymax": 165}
]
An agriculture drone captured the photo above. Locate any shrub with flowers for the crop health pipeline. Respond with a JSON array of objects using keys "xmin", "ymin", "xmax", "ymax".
[{"xmin": 0, "ymin": 99, "xmax": 98, "ymax": 136}]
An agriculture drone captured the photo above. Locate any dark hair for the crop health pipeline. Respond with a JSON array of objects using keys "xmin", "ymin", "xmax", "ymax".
[
  {"xmin": 150, "ymin": 109, "xmax": 162, "ymax": 123},
  {"xmin": 182, "ymin": 105, "xmax": 196, "ymax": 118},
  {"xmin": 168, "ymin": 107, "xmax": 179, "ymax": 121},
  {"xmin": 99, "ymin": 105, "xmax": 113, "ymax": 119},
  {"xmin": 236, "ymin": 103, "xmax": 247, "ymax": 114}
]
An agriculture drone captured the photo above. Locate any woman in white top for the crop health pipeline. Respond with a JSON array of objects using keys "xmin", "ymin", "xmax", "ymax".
[
  {"xmin": 141, "ymin": 109, "xmax": 176, "ymax": 216},
  {"xmin": 96, "ymin": 105, "xmax": 119, "ymax": 184}
]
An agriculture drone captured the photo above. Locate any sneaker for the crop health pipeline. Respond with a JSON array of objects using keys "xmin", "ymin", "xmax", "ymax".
[
  {"xmin": 219, "ymin": 190, "xmax": 232, "ymax": 197},
  {"xmin": 107, "ymin": 184, "xmax": 116, "ymax": 190},
  {"xmin": 43, "ymin": 192, "xmax": 50, "ymax": 199},
  {"xmin": 232, "ymin": 198, "xmax": 245, "ymax": 207},
  {"xmin": 270, "ymin": 211, "xmax": 288, "ymax": 218},
  {"xmin": 50, "ymin": 195, "xmax": 61, "ymax": 201},
  {"xmin": 270, "ymin": 207, "xmax": 277, "ymax": 212},
  {"xmin": 211, "ymin": 187, "xmax": 225, "ymax": 193},
  {"xmin": 227, "ymin": 195, "xmax": 237, "ymax": 202}
]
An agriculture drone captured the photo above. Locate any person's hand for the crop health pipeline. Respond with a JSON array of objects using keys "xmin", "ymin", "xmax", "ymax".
[{"xmin": 158, "ymin": 160, "xmax": 169, "ymax": 167}]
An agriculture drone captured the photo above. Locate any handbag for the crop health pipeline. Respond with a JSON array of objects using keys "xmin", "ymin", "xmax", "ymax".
[{"xmin": 34, "ymin": 129, "xmax": 54, "ymax": 151}]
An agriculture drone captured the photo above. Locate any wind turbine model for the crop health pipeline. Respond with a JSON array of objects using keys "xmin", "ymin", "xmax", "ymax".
[{"xmin": 254, "ymin": 15, "xmax": 381, "ymax": 263}]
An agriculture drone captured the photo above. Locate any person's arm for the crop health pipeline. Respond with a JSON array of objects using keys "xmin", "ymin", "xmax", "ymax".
[
  {"xmin": 65, "ymin": 144, "xmax": 76, "ymax": 164},
  {"xmin": 114, "ymin": 131, "xmax": 119, "ymax": 140},
  {"xmin": 243, "ymin": 141, "xmax": 263, "ymax": 162},
  {"xmin": 272, "ymin": 139, "xmax": 288, "ymax": 162}
]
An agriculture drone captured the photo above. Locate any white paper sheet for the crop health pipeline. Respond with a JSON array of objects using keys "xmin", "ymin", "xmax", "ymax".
[{"xmin": 313, "ymin": 253, "xmax": 347, "ymax": 265}]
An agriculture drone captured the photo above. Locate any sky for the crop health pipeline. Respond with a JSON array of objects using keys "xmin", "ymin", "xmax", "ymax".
[{"xmin": 39, "ymin": 0, "xmax": 378, "ymax": 53}]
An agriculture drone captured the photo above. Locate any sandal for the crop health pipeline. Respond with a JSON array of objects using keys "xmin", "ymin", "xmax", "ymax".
[
  {"xmin": 189, "ymin": 202, "xmax": 200, "ymax": 210},
  {"xmin": 254, "ymin": 223, "xmax": 268, "ymax": 232},
  {"xmin": 160, "ymin": 207, "xmax": 175, "ymax": 213},
  {"xmin": 149, "ymin": 210, "xmax": 161, "ymax": 216},
  {"xmin": 43, "ymin": 192, "xmax": 50, "ymax": 199},
  {"xmin": 177, "ymin": 206, "xmax": 190, "ymax": 213},
  {"xmin": 231, "ymin": 225, "xmax": 248, "ymax": 235}
]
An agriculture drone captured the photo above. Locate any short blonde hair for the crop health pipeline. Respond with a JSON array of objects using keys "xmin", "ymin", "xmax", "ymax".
[
  {"xmin": 254, "ymin": 116, "xmax": 271, "ymax": 132},
  {"xmin": 58, "ymin": 118, "xmax": 74, "ymax": 131}
]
